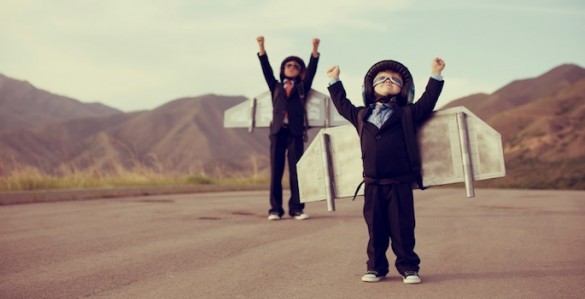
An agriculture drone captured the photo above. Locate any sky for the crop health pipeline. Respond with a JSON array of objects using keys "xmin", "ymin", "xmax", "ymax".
[{"xmin": 1, "ymin": 0, "xmax": 584, "ymax": 112}]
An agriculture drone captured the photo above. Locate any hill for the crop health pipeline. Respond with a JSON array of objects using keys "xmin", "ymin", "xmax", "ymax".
[
  {"xmin": 0, "ymin": 74, "xmax": 122, "ymax": 130},
  {"xmin": 0, "ymin": 92, "xmax": 270, "ymax": 177},
  {"xmin": 443, "ymin": 64, "xmax": 585, "ymax": 189}
]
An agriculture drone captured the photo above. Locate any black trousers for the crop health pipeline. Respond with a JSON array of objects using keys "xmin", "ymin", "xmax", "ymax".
[
  {"xmin": 363, "ymin": 183, "xmax": 420, "ymax": 276},
  {"xmin": 269, "ymin": 127, "xmax": 305, "ymax": 217}
]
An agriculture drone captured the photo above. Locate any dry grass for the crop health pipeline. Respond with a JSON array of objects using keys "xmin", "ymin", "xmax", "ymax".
[
  {"xmin": 0, "ymin": 165, "xmax": 269, "ymax": 192},
  {"xmin": 473, "ymin": 157, "xmax": 585, "ymax": 190},
  {"xmin": 3, "ymin": 156, "xmax": 583, "ymax": 192}
]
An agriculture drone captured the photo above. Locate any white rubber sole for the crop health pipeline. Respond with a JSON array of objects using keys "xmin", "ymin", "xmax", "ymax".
[
  {"xmin": 403, "ymin": 275, "xmax": 421, "ymax": 284},
  {"xmin": 267, "ymin": 215, "xmax": 281, "ymax": 221},
  {"xmin": 361, "ymin": 274, "xmax": 384, "ymax": 282},
  {"xmin": 293, "ymin": 213, "xmax": 309, "ymax": 220}
]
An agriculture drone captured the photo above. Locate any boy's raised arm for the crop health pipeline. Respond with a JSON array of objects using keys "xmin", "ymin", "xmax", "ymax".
[
  {"xmin": 257, "ymin": 35, "xmax": 277, "ymax": 90},
  {"xmin": 304, "ymin": 38, "xmax": 321, "ymax": 90},
  {"xmin": 326, "ymin": 65, "xmax": 360, "ymax": 127}
]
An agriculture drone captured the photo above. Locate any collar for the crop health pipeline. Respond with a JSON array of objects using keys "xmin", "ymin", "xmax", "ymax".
[
  {"xmin": 374, "ymin": 95, "xmax": 398, "ymax": 104},
  {"xmin": 369, "ymin": 102, "xmax": 393, "ymax": 110}
]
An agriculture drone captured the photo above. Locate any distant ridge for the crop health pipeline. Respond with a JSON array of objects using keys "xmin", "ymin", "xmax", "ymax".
[
  {"xmin": 0, "ymin": 73, "xmax": 122, "ymax": 130},
  {"xmin": 1, "ymin": 64, "xmax": 584, "ymax": 189},
  {"xmin": 0, "ymin": 85, "xmax": 271, "ymax": 176},
  {"xmin": 443, "ymin": 64, "xmax": 585, "ymax": 189}
]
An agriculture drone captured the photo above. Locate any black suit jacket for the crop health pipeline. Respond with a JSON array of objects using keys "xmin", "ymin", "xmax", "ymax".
[
  {"xmin": 328, "ymin": 78, "xmax": 444, "ymax": 179},
  {"xmin": 258, "ymin": 53, "xmax": 319, "ymax": 136}
]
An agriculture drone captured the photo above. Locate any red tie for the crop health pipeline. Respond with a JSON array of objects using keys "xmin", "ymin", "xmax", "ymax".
[{"xmin": 285, "ymin": 80, "xmax": 293, "ymax": 97}]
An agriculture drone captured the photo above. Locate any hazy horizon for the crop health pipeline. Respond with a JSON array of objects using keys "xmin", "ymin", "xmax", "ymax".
[{"xmin": 1, "ymin": 0, "xmax": 584, "ymax": 112}]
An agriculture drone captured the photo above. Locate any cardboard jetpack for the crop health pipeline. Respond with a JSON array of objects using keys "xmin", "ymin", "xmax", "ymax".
[
  {"xmin": 297, "ymin": 106, "xmax": 506, "ymax": 211},
  {"xmin": 223, "ymin": 89, "xmax": 348, "ymax": 132}
]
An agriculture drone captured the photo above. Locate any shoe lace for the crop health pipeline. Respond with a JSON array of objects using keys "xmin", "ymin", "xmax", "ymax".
[{"xmin": 403, "ymin": 271, "xmax": 418, "ymax": 277}]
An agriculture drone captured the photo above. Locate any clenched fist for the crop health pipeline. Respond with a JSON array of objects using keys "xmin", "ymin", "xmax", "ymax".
[
  {"xmin": 326, "ymin": 65, "xmax": 340, "ymax": 80},
  {"xmin": 432, "ymin": 57, "xmax": 445, "ymax": 76}
]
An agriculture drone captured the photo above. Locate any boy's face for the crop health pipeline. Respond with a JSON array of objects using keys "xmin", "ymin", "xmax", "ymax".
[
  {"xmin": 284, "ymin": 61, "xmax": 301, "ymax": 78},
  {"xmin": 373, "ymin": 70, "xmax": 403, "ymax": 97}
]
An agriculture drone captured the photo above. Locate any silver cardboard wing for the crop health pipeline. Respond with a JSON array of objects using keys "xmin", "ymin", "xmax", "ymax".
[
  {"xmin": 223, "ymin": 89, "xmax": 348, "ymax": 132},
  {"xmin": 297, "ymin": 106, "xmax": 506, "ymax": 211}
]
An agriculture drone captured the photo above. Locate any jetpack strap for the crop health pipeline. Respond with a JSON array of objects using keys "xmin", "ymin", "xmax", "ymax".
[
  {"xmin": 351, "ymin": 177, "xmax": 401, "ymax": 201},
  {"xmin": 352, "ymin": 181, "xmax": 365, "ymax": 201}
]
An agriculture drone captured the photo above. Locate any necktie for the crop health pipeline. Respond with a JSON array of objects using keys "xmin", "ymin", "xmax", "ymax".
[
  {"xmin": 370, "ymin": 104, "xmax": 391, "ymax": 128},
  {"xmin": 284, "ymin": 80, "xmax": 293, "ymax": 97}
]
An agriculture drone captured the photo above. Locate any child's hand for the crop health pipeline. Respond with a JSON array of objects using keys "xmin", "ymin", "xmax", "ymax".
[
  {"xmin": 312, "ymin": 38, "xmax": 320, "ymax": 57},
  {"xmin": 257, "ymin": 36, "xmax": 266, "ymax": 55},
  {"xmin": 313, "ymin": 38, "xmax": 320, "ymax": 49},
  {"xmin": 432, "ymin": 57, "xmax": 445, "ymax": 76},
  {"xmin": 326, "ymin": 65, "xmax": 340, "ymax": 80}
]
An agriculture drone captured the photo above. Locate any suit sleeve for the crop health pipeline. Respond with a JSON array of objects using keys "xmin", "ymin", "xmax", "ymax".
[
  {"xmin": 258, "ymin": 53, "xmax": 278, "ymax": 92},
  {"xmin": 412, "ymin": 78, "xmax": 445, "ymax": 125},
  {"xmin": 302, "ymin": 53, "xmax": 319, "ymax": 91},
  {"xmin": 327, "ymin": 81, "xmax": 360, "ymax": 128}
]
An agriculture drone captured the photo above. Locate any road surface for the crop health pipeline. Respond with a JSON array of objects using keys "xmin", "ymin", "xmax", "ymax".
[{"xmin": 1, "ymin": 188, "xmax": 584, "ymax": 298}]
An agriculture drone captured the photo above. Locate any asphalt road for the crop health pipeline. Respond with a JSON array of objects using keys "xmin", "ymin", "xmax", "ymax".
[{"xmin": 1, "ymin": 188, "xmax": 584, "ymax": 298}]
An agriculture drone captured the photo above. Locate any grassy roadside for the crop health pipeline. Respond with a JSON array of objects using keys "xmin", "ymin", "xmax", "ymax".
[
  {"xmin": 0, "ymin": 167, "xmax": 270, "ymax": 192},
  {"xmin": 0, "ymin": 168, "xmax": 273, "ymax": 205},
  {"xmin": 3, "ymin": 156, "xmax": 584, "ymax": 193}
]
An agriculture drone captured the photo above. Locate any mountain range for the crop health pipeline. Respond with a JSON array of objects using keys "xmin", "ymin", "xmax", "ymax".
[
  {"xmin": 443, "ymin": 64, "xmax": 585, "ymax": 189},
  {"xmin": 1, "ymin": 64, "xmax": 584, "ymax": 189},
  {"xmin": 0, "ymin": 74, "xmax": 271, "ymax": 178}
]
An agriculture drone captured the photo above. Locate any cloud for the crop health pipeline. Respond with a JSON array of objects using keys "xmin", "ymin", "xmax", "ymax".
[
  {"xmin": 1, "ymin": 0, "xmax": 583, "ymax": 111},
  {"xmin": 1, "ymin": 0, "xmax": 419, "ymax": 110},
  {"xmin": 465, "ymin": 1, "xmax": 585, "ymax": 16}
]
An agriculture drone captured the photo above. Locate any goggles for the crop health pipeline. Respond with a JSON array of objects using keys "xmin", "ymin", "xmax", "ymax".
[
  {"xmin": 373, "ymin": 76, "xmax": 403, "ymax": 88},
  {"xmin": 285, "ymin": 62, "xmax": 301, "ymax": 70}
]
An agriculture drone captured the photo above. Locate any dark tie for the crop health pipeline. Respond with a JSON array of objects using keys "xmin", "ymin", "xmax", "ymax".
[{"xmin": 285, "ymin": 80, "xmax": 293, "ymax": 97}]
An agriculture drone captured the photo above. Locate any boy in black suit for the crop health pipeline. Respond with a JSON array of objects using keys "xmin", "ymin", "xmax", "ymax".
[
  {"xmin": 326, "ymin": 57, "xmax": 445, "ymax": 283},
  {"xmin": 257, "ymin": 36, "xmax": 320, "ymax": 221}
]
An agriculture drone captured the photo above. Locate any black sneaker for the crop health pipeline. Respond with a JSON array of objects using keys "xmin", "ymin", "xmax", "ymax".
[
  {"xmin": 402, "ymin": 271, "xmax": 421, "ymax": 284},
  {"xmin": 361, "ymin": 270, "xmax": 385, "ymax": 282}
]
